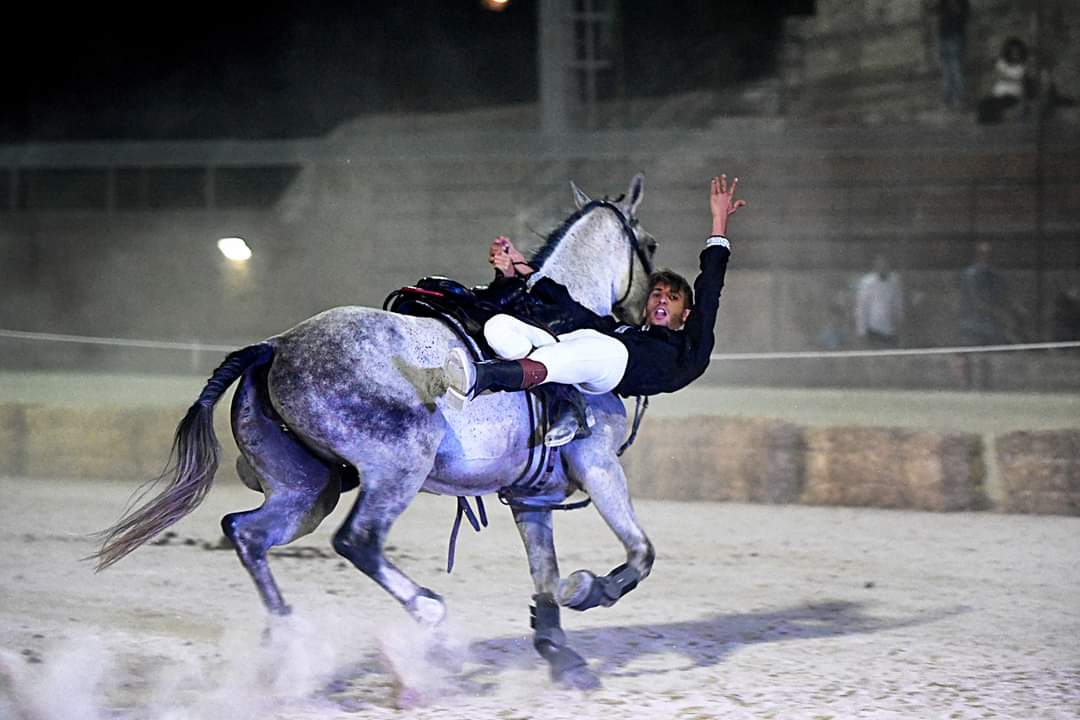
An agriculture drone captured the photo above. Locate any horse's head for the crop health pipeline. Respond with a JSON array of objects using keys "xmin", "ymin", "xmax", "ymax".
[{"xmin": 530, "ymin": 174, "xmax": 658, "ymax": 324}]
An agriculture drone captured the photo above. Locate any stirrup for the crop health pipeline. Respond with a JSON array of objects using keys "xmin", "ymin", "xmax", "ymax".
[
  {"xmin": 443, "ymin": 347, "xmax": 475, "ymax": 410},
  {"xmin": 543, "ymin": 403, "xmax": 596, "ymax": 448},
  {"xmin": 544, "ymin": 417, "xmax": 579, "ymax": 448}
]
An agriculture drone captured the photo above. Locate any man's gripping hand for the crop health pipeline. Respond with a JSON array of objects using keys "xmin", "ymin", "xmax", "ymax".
[{"xmin": 489, "ymin": 235, "xmax": 529, "ymax": 277}]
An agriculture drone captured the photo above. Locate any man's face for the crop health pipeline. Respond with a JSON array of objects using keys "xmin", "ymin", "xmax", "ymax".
[{"xmin": 644, "ymin": 282, "xmax": 690, "ymax": 330}]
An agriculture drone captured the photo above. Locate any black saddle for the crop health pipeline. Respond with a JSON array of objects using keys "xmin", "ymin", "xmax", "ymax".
[{"xmin": 383, "ymin": 275, "xmax": 545, "ymax": 360}]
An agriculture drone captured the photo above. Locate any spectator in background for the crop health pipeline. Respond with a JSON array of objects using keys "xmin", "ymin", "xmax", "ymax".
[
  {"xmin": 855, "ymin": 254, "xmax": 904, "ymax": 348},
  {"xmin": 937, "ymin": 0, "xmax": 970, "ymax": 110},
  {"xmin": 1052, "ymin": 285, "xmax": 1080, "ymax": 342},
  {"xmin": 958, "ymin": 241, "xmax": 1010, "ymax": 346},
  {"xmin": 956, "ymin": 241, "xmax": 1011, "ymax": 389},
  {"xmin": 977, "ymin": 37, "xmax": 1033, "ymax": 124},
  {"xmin": 816, "ymin": 290, "xmax": 850, "ymax": 351}
]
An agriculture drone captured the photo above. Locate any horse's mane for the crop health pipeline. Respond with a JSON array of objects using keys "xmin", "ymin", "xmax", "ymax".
[
  {"xmin": 528, "ymin": 197, "xmax": 624, "ymax": 271},
  {"xmin": 527, "ymin": 203, "xmax": 592, "ymax": 271}
]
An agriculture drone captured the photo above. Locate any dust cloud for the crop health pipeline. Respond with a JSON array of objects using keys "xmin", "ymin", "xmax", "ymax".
[{"xmin": 0, "ymin": 612, "xmax": 468, "ymax": 718}]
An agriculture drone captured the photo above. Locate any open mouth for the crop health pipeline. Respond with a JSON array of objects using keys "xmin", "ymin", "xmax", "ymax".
[{"xmin": 651, "ymin": 307, "xmax": 669, "ymax": 322}]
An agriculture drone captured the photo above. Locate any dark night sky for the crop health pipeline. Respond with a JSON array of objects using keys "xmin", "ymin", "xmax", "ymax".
[{"xmin": 2, "ymin": 1, "xmax": 812, "ymax": 142}]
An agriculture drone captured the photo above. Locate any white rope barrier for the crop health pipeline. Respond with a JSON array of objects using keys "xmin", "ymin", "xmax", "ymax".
[
  {"xmin": 0, "ymin": 329, "xmax": 238, "ymax": 353},
  {"xmin": 2, "ymin": 327, "xmax": 1078, "ymax": 361},
  {"xmin": 709, "ymin": 340, "xmax": 1080, "ymax": 362}
]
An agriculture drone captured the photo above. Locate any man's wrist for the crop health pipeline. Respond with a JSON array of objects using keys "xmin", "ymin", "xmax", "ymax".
[{"xmin": 706, "ymin": 235, "xmax": 730, "ymax": 250}]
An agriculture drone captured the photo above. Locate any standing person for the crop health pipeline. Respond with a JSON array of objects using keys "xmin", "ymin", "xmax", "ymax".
[
  {"xmin": 1052, "ymin": 285, "xmax": 1080, "ymax": 342},
  {"xmin": 444, "ymin": 174, "xmax": 745, "ymax": 406},
  {"xmin": 958, "ymin": 241, "xmax": 1010, "ymax": 346},
  {"xmin": 854, "ymin": 254, "xmax": 904, "ymax": 348},
  {"xmin": 977, "ymin": 37, "xmax": 1032, "ymax": 124},
  {"xmin": 956, "ymin": 241, "xmax": 1010, "ymax": 389},
  {"xmin": 937, "ymin": 0, "xmax": 970, "ymax": 110}
]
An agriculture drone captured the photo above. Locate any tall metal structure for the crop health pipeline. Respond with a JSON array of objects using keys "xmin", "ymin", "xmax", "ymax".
[{"xmin": 538, "ymin": 0, "xmax": 619, "ymax": 133}]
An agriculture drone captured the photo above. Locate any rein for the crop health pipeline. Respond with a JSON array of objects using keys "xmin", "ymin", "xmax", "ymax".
[
  {"xmin": 587, "ymin": 199, "xmax": 655, "ymax": 312},
  {"xmin": 586, "ymin": 200, "xmax": 652, "ymax": 457}
]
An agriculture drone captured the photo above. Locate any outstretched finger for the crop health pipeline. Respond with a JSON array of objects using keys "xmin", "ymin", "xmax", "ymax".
[
  {"xmin": 719, "ymin": 173, "xmax": 728, "ymax": 194},
  {"xmin": 729, "ymin": 177, "xmax": 739, "ymax": 197},
  {"xmin": 729, "ymin": 199, "xmax": 748, "ymax": 214},
  {"xmin": 711, "ymin": 176, "xmax": 720, "ymax": 194}
]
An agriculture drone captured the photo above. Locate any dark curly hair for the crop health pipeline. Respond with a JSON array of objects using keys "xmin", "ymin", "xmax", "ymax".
[{"xmin": 646, "ymin": 269, "xmax": 693, "ymax": 309}]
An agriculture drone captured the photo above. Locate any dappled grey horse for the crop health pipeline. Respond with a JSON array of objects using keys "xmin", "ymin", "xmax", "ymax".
[{"xmin": 95, "ymin": 174, "xmax": 658, "ymax": 690}]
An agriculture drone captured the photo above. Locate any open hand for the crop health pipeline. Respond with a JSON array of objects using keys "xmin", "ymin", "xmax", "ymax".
[{"xmin": 710, "ymin": 174, "xmax": 747, "ymax": 237}]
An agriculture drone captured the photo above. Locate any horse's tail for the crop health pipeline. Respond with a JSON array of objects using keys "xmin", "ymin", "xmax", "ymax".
[{"xmin": 91, "ymin": 342, "xmax": 275, "ymax": 571}]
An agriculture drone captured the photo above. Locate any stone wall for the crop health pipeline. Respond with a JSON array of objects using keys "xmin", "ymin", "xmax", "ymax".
[
  {"xmin": 996, "ymin": 429, "xmax": 1080, "ymax": 515},
  {"xmin": 3, "ymin": 122, "xmax": 1078, "ymax": 381},
  {"xmin": 801, "ymin": 425, "xmax": 985, "ymax": 511},
  {"xmin": 0, "ymin": 403, "xmax": 239, "ymax": 481},
  {"xmin": 3, "ymin": 401, "xmax": 1077, "ymax": 516},
  {"xmin": 620, "ymin": 417, "xmax": 805, "ymax": 504}
]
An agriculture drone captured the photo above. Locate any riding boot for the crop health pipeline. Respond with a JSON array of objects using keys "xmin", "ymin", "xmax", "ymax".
[
  {"xmin": 543, "ymin": 385, "xmax": 596, "ymax": 448},
  {"xmin": 474, "ymin": 357, "xmax": 548, "ymax": 394},
  {"xmin": 445, "ymin": 348, "xmax": 549, "ymax": 409}
]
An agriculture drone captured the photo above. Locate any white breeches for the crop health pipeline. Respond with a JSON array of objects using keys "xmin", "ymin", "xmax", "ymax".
[{"xmin": 483, "ymin": 314, "xmax": 628, "ymax": 394}]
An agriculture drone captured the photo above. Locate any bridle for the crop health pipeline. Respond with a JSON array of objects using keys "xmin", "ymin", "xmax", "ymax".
[{"xmin": 587, "ymin": 199, "xmax": 655, "ymax": 311}]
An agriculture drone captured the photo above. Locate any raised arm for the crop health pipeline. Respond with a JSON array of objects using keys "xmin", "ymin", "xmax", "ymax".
[
  {"xmin": 710, "ymin": 174, "xmax": 747, "ymax": 238},
  {"xmin": 684, "ymin": 174, "xmax": 745, "ymax": 362}
]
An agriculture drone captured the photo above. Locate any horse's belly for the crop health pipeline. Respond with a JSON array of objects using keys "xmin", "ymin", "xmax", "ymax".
[{"xmin": 429, "ymin": 397, "xmax": 535, "ymax": 489}]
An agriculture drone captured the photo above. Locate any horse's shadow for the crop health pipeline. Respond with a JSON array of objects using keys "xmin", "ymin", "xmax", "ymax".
[
  {"xmin": 467, "ymin": 599, "xmax": 968, "ymax": 680},
  {"xmin": 320, "ymin": 599, "xmax": 968, "ymax": 707}
]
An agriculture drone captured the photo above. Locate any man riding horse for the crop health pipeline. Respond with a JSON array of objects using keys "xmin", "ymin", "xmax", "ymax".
[
  {"xmin": 93, "ymin": 171, "xmax": 745, "ymax": 694},
  {"xmin": 447, "ymin": 174, "xmax": 744, "ymax": 411}
]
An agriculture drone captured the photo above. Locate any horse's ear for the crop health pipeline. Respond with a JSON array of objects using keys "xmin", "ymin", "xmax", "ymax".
[
  {"xmin": 570, "ymin": 180, "xmax": 590, "ymax": 209},
  {"xmin": 625, "ymin": 173, "xmax": 645, "ymax": 216}
]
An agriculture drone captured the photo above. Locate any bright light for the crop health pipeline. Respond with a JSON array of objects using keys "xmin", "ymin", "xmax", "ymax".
[
  {"xmin": 217, "ymin": 236, "xmax": 252, "ymax": 262},
  {"xmin": 481, "ymin": 0, "xmax": 510, "ymax": 11}
]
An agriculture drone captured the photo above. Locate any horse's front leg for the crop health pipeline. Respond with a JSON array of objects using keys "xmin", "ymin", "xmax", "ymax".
[
  {"xmin": 558, "ymin": 443, "xmax": 655, "ymax": 612},
  {"xmin": 512, "ymin": 507, "xmax": 601, "ymax": 690}
]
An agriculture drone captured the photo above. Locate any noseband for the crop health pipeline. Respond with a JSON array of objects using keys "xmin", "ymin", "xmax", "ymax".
[{"xmin": 587, "ymin": 199, "xmax": 654, "ymax": 311}]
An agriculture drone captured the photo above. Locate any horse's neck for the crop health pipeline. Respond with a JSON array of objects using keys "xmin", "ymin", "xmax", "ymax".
[{"xmin": 534, "ymin": 215, "xmax": 621, "ymax": 316}]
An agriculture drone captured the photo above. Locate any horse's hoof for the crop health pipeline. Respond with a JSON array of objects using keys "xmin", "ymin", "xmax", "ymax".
[
  {"xmin": 556, "ymin": 664, "xmax": 602, "ymax": 692},
  {"xmin": 394, "ymin": 686, "xmax": 426, "ymax": 710},
  {"xmin": 408, "ymin": 591, "xmax": 446, "ymax": 626},
  {"xmin": 556, "ymin": 570, "xmax": 596, "ymax": 608}
]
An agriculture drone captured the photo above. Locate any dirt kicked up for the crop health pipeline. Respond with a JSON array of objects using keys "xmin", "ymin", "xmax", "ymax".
[{"xmin": 1, "ymin": 476, "xmax": 1077, "ymax": 719}]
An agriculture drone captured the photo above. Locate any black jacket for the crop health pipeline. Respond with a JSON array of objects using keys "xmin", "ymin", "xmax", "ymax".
[{"xmin": 527, "ymin": 242, "xmax": 731, "ymax": 397}]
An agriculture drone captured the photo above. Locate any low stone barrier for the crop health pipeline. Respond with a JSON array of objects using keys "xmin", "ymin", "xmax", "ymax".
[
  {"xmin": 996, "ymin": 430, "xmax": 1080, "ymax": 516},
  {"xmin": 620, "ymin": 416, "xmax": 805, "ymax": 504},
  {"xmin": 801, "ymin": 426, "xmax": 986, "ymax": 512},
  {"xmin": 4, "ymin": 401, "xmax": 1077, "ymax": 515},
  {"xmin": 0, "ymin": 403, "xmax": 238, "ymax": 480}
]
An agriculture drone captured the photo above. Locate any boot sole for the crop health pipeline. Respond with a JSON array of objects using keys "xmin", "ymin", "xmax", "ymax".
[{"xmin": 443, "ymin": 348, "xmax": 474, "ymax": 410}]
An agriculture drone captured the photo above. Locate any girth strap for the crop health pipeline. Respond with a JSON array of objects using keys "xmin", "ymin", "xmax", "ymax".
[
  {"xmin": 446, "ymin": 496, "xmax": 488, "ymax": 573},
  {"xmin": 498, "ymin": 487, "xmax": 592, "ymax": 513}
]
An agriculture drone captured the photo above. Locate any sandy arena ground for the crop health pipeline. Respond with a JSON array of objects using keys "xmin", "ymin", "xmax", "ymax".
[{"xmin": 1, "ymin": 474, "xmax": 1078, "ymax": 719}]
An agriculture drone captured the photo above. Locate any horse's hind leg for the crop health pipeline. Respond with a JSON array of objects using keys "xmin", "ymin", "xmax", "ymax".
[
  {"xmin": 513, "ymin": 508, "xmax": 601, "ymax": 690},
  {"xmin": 224, "ymin": 368, "xmax": 344, "ymax": 616},
  {"xmin": 332, "ymin": 459, "xmax": 442, "ymax": 624}
]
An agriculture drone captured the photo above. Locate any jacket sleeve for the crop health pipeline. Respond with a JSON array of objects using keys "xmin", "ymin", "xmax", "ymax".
[{"xmin": 681, "ymin": 244, "xmax": 731, "ymax": 368}]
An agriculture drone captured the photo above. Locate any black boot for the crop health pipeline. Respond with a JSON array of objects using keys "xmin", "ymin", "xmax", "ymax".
[
  {"xmin": 542, "ymin": 385, "xmax": 595, "ymax": 447},
  {"xmin": 475, "ymin": 357, "xmax": 547, "ymax": 393},
  {"xmin": 445, "ymin": 348, "xmax": 548, "ymax": 409}
]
